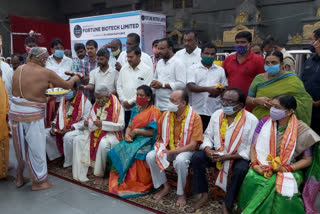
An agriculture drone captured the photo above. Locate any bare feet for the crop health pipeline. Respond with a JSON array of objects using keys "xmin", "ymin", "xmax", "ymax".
[
  {"xmin": 222, "ymin": 202, "xmax": 230, "ymax": 214},
  {"xmin": 153, "ymin": 183, "xmax": 170, "ymax": 201},
  {"xmin": 94, "ymin": 177, "xmax": 104, "ymax": 185},
  {"xmin": 176, "ymin": 194, "xmax": 187, "ymax": 207},
  {"xmin": 16, "ymin": 172, "xmax": 26, "ymax": 188},
  {"xmin": 31, "ymin": 181, "xmax": 53, "ymax": 191},
  {"xmin": 192, "ymin": 193, "xmax": 208, "ymax": 210}
]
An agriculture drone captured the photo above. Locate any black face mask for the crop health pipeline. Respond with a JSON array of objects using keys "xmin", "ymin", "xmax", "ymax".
[{"xmin": 309, "ymin": 45, "xmax": 316, "ymax": 53}]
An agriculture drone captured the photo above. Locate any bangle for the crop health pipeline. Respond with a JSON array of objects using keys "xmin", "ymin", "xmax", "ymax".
[
  {"xmin": 251, "ymin": 98, "xmax": 255, "ymax": 105},
  {"xmin": 283, "ymin": 165, "xmax": 294, "ymax": 172}
]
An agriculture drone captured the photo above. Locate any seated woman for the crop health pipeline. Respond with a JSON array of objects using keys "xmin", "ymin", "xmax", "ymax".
[
  {"xmin": 246, "ymin": 51, "xmax": 312, "ymax": 125},
  {"xmin": 238, "ymin": 94, "xmax": 320, "ymax": 214},
  {"xmin": 108, "ymin": 85, "xmax": 162, "ymax": 198}
]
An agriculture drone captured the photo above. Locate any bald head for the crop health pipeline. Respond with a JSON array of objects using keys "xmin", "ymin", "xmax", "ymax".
[
  {"xmin": 27, "ymin": 47, "xmax": 49, "ymax": 66},
  {"xmin": 169, "ymin": 90, "xmax": 189, "ymax": 105}
]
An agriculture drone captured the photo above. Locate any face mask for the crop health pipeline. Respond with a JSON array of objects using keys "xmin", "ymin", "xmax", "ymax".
[
  {"xmin": 264, "ymin": 64, "xmax": 280, "ymax": 75},
  {"xmin": 235, "ymin": 45, "xmax": 248, "ymax": 55},
  {"xmin": 202, "ymin": 56, "xmax": 215, "ymax": 65},
  {"xmin": 223, "ymin": 104, "xmax": 239, "ymax": 115},
  {"xmin": 65, "ymin": 91, "xmax": 74, "ymax": 100},
  {"xmin": 112, "ymin": 49, "xmax": 121, "ymax": 56},
  {"xmin": 54, "ymin": 50, "xmax": 64, "ymax": 58},
  {"xmin": 136, "ymin": 96, "xmax": 149, "ymax": 106},
  {"xmin": 270, "ymin": 107, "xmax": 287, "ymax": 121},
  {"xmin": 167, "ymin": 101, "xmax": 179, "ymax": 112}
]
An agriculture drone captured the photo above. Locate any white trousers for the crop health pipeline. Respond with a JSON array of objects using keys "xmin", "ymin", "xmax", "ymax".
[
  {"xmin": 146, "ymin": 150, "xmax": 194, "ymax": 195},
  {"xmin": 11, "ymin": 119, "xmax": 48, "ymax": 182},
  {"xmin": 72, "ymin": 132, "xmax": 119, "ymax": 182},
  {"xmin": 45, "ymin": 128, "xmax": 83, "ymax": 168}
]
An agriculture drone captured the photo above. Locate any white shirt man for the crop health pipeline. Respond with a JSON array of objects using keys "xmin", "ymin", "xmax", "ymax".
[
  {"xmin": 175, "ymin": 46, "xmax": 201, "ymax": 68},
  {"xmin": 187, "ymin": 63, "xmax": 227, "ymax": 123},
  {"xmin": 89, "ymin": 66, "xmax": 118, "ymax": 94},
  {"xmin": 46, "ymin": 55, "xmax": 73, "ymax": 80},
  {"xmin": 117, "ymin": 61, "xmax": 153, "ymax": 109},
  {"xmin": 153, "ymin": 56, "xmax": 186, "ymax": 111},
  {"xmin": 117, "ymin": 50, "xmax": 153, "ymax": 69}
]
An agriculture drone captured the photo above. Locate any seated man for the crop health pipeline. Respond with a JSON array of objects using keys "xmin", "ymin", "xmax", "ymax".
[
  {"xmin": 146, "ymin": 90, "xmax": 203, "ymax": 207},
  {"xmin": 46, "ymin": 85, "xmax": 92, "ymax": 169},
  {"xmin": 191, "ymin": 87, "xmax": 259, "ymax": 213},
  {"xmin": 72, "ymin": 88, "xmax": 124, "ymax": 183}
]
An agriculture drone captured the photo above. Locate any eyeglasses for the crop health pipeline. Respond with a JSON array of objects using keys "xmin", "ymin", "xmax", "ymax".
[{"xmin": 221, "ymin": 99, "xmax": 238, "ymax": 106}]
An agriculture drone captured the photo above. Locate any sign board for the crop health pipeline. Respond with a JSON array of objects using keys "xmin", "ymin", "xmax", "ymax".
[{"xmin": 69, "ymin": 11, "xmax": 166, "ymax": 56}]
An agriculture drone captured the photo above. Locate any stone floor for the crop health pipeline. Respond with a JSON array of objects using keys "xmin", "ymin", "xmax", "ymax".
[{"xmin": 0, "ymin": 175, "xmax": 154, "ymax": 214}]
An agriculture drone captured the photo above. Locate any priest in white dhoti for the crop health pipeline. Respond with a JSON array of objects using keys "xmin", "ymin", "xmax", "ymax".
[
  {"xmin": 46, "ymin": 87, "xmax": 92, "ymax": 168},
  {"xmin": 72, "ymin": 88, "xmax": 124, "ymax": 182},
  {"xmin": 190, "ymin": 87, "xmax": 259, "ymax": 212}
]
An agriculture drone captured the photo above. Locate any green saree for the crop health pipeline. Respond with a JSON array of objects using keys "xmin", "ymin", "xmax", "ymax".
[
  {"xmin": 248, "ymin": 72, "xmax": 313, "ymax": 125},
  {"xmin": 238, "ymin": 168, "xmax": 305, "ymax": 214}
]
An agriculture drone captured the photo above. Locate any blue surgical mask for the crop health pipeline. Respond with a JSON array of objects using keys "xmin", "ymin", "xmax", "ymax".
[
  {"xmin": 264, "ymin": 64, "xmax": 280, "ymax": 75},
  {"xmin": 54, "ymin": 50, "xmax": 64, "ymax": 58},
  {"xmin": 223, "ymin": 104, "xmax": 239, "ymax": 115},
  {"xmin": 65, "ymin": 91, "xmax": 74, "ymax": 100},
  {"xmin": 202, "ymin": 56, "xmax": 215, "ymax": 65},
  {"xmin": 235, "ymin": 45, "xmax": 248, "ymax": 54}
]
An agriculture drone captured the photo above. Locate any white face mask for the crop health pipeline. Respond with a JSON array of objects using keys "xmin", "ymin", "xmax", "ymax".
[{"xmin": 167, "ymin": 101, "xmax": 179, "ymax": 112}]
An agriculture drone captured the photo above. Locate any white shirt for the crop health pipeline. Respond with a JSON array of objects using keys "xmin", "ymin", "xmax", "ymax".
[
  {"xmin": 117, "ymin": 61, "xmax": 153, "ymax": 110},
  {"xmin": 153, "ymin": 56, "xmax": 186, "ymax": 111},
  {"xmin": 175, "ymin": 46, "xmax": 201, "ymax": 69},
  {"xmin": 1, "ymin": 61, "xmax": 13, "ymax": 102},
  {"xmin": 200, "ymin": 109, "xmax": 259, "ymax": 160},
  {"xmin": 89, "ymin": 66, "xmax": 118, "ymax": 94},
  {"xmin": 108, "ymin": 54, "xmax": 117, "ymax": 70},
  {"xmin": 187, "ymin": 62, "xmax": 228, "ymax": 116},
  {"xmin": 117, "ymin": 50, "xmax": 153, "ymax": 69},
  {"xmin": 46, "ymin": 55, "xmax": 73, "ymax": 80}
]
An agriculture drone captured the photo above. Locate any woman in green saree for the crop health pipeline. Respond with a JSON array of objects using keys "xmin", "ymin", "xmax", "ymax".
[
  {"xmin": 246, "ymin": 51, "xmax": 312, "ymax": 125},
  {"xmin": 238, "ymin": 95, "xmax": 320, "ymax": 214}
]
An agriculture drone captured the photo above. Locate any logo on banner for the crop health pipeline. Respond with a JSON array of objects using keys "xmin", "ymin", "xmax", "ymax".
[{"xmin": 74, "ymin": 25, "xmax": 82, "ymax": 38}]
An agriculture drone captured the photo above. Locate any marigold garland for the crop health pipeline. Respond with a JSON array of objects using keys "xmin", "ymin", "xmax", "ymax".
[
  {"xmin": 216, "ymin": 110, "xmax": 242, "ymax": 170},
  {"xmin": 93, "ymin": 99, "xmax": 111, "ymax": 147},
  {"xmin": 169, "ymin": 105, "xmax": 190, "ymax": 150}
]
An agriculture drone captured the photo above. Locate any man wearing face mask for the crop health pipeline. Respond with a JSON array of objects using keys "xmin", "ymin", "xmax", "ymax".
[
  {"xmin": 108, "ymin": 39, "xmax": 122, "ymax": 70},
  {"xmin": 147, "ymin": 90, "xmax": 203, "ymax": 207},
  {"xmin": 223, "ymin": 31, "xmax": 264, "ymax": 98},
  {"xmin": 190, "ymin": 87, "xmax": 258, "ymax": 213},
  {"xmin": 175, "ymin": 30, "xmax": 201, "ymax": 69},
  {"xmin": 72, "ymin": 87, "xmax": 124, "ymax": 183},
  {"xmin": 302, "ymin": 28, "xmax": 320, "ymax": 135},
  {"xmin": 187, "ymin": 43, "xmax": 228, "ymax": 130},
  {"xmin": 22, "ymin": 36, "xmax": 37, "ymax": 63},
  {"xmin": 81, "ymin": 48, "xmax": 118, "ymax": 101},
  {"xmin": 151, "ymin": 38, "xmax": 186, "ymax": 112},
  {"xmin": 115, "ymin": 33, "xmax": 153, "ymax": 71},
  {"xmin": 10, "ymin": 47, "xmax": 82, "ymax": 191},
  {"xmin": 46, "ymin": 85, "xmax": 92, "ymax": 169}
]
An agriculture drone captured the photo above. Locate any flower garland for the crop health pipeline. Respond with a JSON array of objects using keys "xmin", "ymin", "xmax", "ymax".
[
  {"xmin": 216, "ymin": 110, "xmax": 242, "ymax": 170},
  {"xmin": 169, "ymin": 105, "xmax": 190, "ymax": 150},
  {"xmin": 66, "ymin": 95, "xmax": 77, "ymax": 125},
  {"xmin": 93, "ymin": 99, "xmax": 111, "ymax": 147}
]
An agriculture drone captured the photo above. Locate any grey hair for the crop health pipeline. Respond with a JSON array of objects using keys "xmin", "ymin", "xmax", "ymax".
[
  {"xmin": 95, "ymin": 87, "xmax": 109, "ymax": 96},
  {"xmin": 29, "ymin": 47, "xmax": 48, "ymax": 58}
]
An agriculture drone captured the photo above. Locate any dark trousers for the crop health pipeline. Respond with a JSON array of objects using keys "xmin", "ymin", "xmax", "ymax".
[
  {"xmin": 200, "ymin": 115, "xmax": 211, "ymax": 132},
  {"xmin": 124, "ymin": 110, "xmax": 132, "ymax": 131},
  {"xmin": 191, "ymin": 150, "xmax": 249, "ymax": 210},
  {"xmin": 311, "ymin": 108, "xmax": 320, "ymax": 135}
]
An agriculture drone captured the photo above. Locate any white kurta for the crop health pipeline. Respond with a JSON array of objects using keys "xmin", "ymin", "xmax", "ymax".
[
  {"xmin": 45, "ymin": 98, "xmax": 92, "ymax": 167},
  {"xmin": 72, "ymin": 105, "xmax": 125, "ymax": 182}
]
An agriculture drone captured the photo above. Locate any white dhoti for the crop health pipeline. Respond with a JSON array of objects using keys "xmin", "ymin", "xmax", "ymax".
[
  {"xmin": 45, "ymin": 129, "xmax": 83, "ymax": 167},
  {"xmin": 146, "ymin": 150, "xmax": 194, "ymax": 195},
  {"xmin": 72, "ymin": 131, "xmax": 120, "ymax": 182},
  {"xmin": 9, "ymin": 97, "xmax": 48, "ymax": 182}
]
